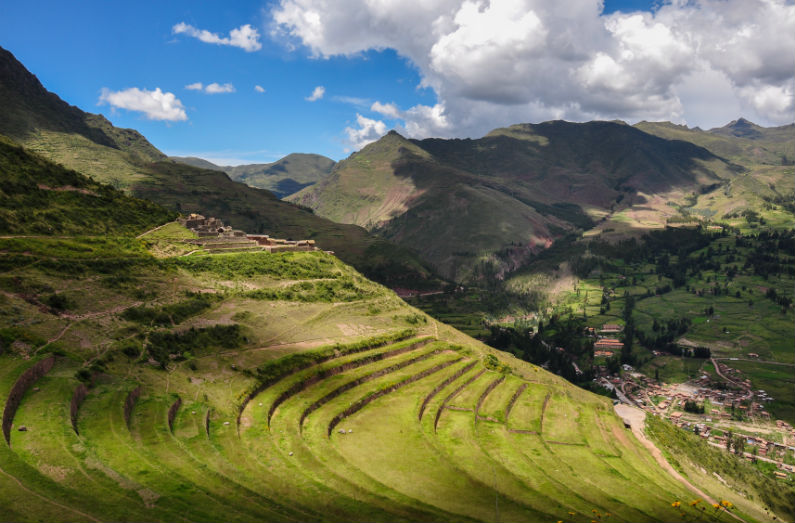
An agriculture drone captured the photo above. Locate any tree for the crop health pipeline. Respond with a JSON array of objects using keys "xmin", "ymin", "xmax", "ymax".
[
  {"xmin": 734, "ymin": 435, "xmax": 746, "ymax": 456},
  {"xmin": 726, "ymin": 429, "xmax": 733, "ymax": 452}
]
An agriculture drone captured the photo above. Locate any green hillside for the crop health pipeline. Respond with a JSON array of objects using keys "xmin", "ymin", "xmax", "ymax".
[
  {"xmin": 171, "ymin": 153, "xmax": 335, "ymax": 199},
  {"xmin": 0, "ymin": 135, "xmax": 174, "ymax": 235},
  {"xmin": 634, "ymin": 120, "xmax": 795, "ymax": 232},
  {"xmin": 0, "ymin": 45, "xmax": 436, "ymax": 289},
  {"xmin": 292, "ymin": 122, "xmax": 744, "ymax": 281},
  {"xmin": 1, "ymin": 218, "xmax": 788, "ymax": 522}
]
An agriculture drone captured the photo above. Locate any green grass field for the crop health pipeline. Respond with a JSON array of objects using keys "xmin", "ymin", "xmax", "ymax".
[{"xmin": 1, "ymin": 232, "xmax": 791, "ymax": 522}]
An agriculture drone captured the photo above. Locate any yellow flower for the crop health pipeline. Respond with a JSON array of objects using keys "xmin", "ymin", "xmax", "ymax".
[
  {"xmin": 713, "ymin": 503, "xmax": 720, "ymax": 509},
  {"xmin": 671, "ymin": 501, "xmax": 681, "ymax": 508}
]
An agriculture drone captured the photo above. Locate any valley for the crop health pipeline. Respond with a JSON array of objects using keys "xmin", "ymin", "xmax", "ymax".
[{"xmin": 0, "ymin": 41, "xmax": 793, "ymax": 523}]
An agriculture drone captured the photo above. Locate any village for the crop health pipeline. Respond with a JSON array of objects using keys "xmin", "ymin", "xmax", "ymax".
[
  {"xmin": 586, "ymin": 320, "xmax": 795, "ymax": 481},
  {"xmin": 178, "ymin": 213, "xmax": 320, "ymax": 254}
]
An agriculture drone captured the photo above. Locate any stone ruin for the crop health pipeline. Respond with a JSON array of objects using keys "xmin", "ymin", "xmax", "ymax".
[{"xmin": 178, "ymin": 213, "xmax": 319, "ymax": 253}]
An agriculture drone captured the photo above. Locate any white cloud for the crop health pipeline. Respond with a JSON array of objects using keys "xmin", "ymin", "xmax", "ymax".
[
  {"xmin": 332, "ymin": 95, "xmax": 370, "ymax": 108},
  {"xmin": 344, "ymin": 114, "xmax": 388, "ymax": 150},
  {"xmin": 306, "ymin": 85, "xmax": 325, "ymax": 101},
  {"xmin": 272, "ymin": 0, "xmax": 795, "ymax": 134},
  {"xmin": 255, "ymin": 85, "xmax": 266, "ymax": 93},
  {"xmin": 173, "ymin": 22, "xmax": 262, "ymax": 52},
  {"xmin": 204, "ymin": 82, "xmax": 236, "ymax": 94},
  {"xmin": 370, "ymin": 101, "xmax": 401, "ymax": 119},
  {"xmin": 185, "ymin": 82, "xmax": 236, "ymax": 94},
  {"xmin": 99, "ymin": 87, "xmax": 187, "ymax": 121}
]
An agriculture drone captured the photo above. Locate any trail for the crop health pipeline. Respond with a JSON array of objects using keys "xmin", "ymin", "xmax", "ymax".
[
  {"xmin": 614, "ymin": 404, "xmax": 746, "ymax": 523},
  {"xmin": 714, "ymin": 357, "xmax": 795, "ymax": 367},
  {"xmin": 136, "ymin": 221, "xmax": 175, "ymax": 239}
]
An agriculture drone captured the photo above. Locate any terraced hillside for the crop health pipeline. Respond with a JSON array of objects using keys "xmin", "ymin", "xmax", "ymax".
[{"xmin": 1, "ymin": 225, "xmax": 789, "ymax": 522}]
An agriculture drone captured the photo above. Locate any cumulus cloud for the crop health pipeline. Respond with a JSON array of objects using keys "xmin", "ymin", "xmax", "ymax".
[
  {"xmin": 344, "ymin": 114, "xmax": 388, "ymax": 150},
  {"xmin": 173, "ymin": 22, "xmax": 262, "ymax": 52},
  {"xmin": 272, "ymin": 0, "xmax": 795, "ymax": 138},
  {"xmin": 255, "ymin": 85, "xmax": 266, "ymax": 93},
  {"xmin": 185, "ymin": 82, "xmax": 204, "ymax": 91},
  {"xmin": 99, "ymin": 87, "xmax": 187, "ymax": 121},
  {"xmin": 306, "ymin": 85, "xmax": 325, "ymax": 101}
]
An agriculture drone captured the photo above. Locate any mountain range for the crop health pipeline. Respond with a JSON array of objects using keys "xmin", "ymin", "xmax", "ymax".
[
  {"xmin": 0, "ymin": 43, "xmax": 793, "ymax": 523},
  {"xmin": 0, "ymin": 46, "xmax": 436, "ymax": 288},
  {"xmin": 289, "ymin": 118, "xmax": 793, "ymax": 281},
  {"xmin": 170, "ymin": 153, "xmax": 335, "ymax": 199}
]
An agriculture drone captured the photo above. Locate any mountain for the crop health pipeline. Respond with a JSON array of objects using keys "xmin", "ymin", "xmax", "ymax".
[
  {"xmin": 171, "ymin": 153, "xmax": 335, "ymax": 198},
  {"xmin": 634, "ymin": 120, "xmax": 794, "ymax": 229},
  {"xmin": 0, "ymin": 160, "xmax": 788, "ymax": 520},
  {"xmin": 291, "ymin": 121, "xmax": 741, "ymax": 280},
  {"xmin": 0, "ymin": 134, "xmax": 174, "ymax": 234},
  {"xmin": 0, "ymin": 46, "xmax": 437, "ymax": 288}
]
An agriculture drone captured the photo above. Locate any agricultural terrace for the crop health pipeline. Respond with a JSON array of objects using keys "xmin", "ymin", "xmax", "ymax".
[{"xmin": 1, "ymin": 230, "xmax": 789, "ymax": 522}]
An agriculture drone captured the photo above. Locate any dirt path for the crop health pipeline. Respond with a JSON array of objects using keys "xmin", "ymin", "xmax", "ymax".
[
  {"xmin": 714, "ymin": 357, "xmax": 795, "ymax": 367},
  {"xmin": 614, "ymin": 404, "xmax": 746, "ymax": 523},
  {"xmin": 136, "ymin": 221, "xmax": 174, "ymax": 239}
]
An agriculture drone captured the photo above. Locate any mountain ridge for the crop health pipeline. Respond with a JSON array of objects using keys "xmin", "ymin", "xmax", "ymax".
[
  {"xmin": 170, "ymin": 152, "xmax": 335, "ymax": 198},
  {"xmin": 292, "ymin": 119, "xmax": 749, "ymax": 280},
  {"xmin": 0, "ymin": 45, "xmax": 439, "ymax": 288}
]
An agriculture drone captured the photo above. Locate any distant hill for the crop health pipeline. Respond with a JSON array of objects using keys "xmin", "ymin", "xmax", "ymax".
[
  {"xmin": 291, "ymin": 121, "xmax": 745, "ymax": 280},
  {"xmin": 171, "ymin": 153, "xmax": 335, "ymax": 198},
  {"xmin": 0, "ymin": 45, "xmax": 438, "ymax": 288}
]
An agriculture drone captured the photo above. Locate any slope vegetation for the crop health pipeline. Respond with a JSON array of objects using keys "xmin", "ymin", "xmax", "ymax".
[
  {"xmin": 1, "ymin": 138, "xmax": 788, "ymax": 522},
  {"xmin": 2, "ymin": 235, "xmax": 784, "ymax": 522}
]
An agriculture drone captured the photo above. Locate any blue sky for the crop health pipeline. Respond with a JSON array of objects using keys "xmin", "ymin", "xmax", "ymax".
[{"xmin": 1, "ymin": 1, "xmax": 792, "ymax": 163}]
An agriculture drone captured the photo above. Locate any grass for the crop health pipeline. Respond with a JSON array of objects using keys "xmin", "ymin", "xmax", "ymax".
[{"xmin": 0, "ymin": 226, "xmax": 788, "ymax": 522}]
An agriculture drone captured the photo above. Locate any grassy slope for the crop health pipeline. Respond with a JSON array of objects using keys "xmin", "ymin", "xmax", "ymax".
[
  {"xmin": 0, "ymin": 135, "xmax": 174, "ymax": 235},
  {"xmin": 2, "ymin": 225, "xmax": 786, "ymax": 521},
  {"xmin": 635, "ymin": 120, "xmax": 795, "ymax": 232}
]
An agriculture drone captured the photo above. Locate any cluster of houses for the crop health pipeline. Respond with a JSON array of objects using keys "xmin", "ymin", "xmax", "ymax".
[
  {"xmin": 588, "ymin": 323, "xmax": 625, "ymax": 356},
  {"xmin": 177, "ymin": 214, "xmax": 319, "ymax": 253}
]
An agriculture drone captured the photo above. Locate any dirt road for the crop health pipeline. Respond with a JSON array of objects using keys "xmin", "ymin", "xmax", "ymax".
[{"xmin": 614, "ymin": 404, "xmax": 746, "ymax": 523}]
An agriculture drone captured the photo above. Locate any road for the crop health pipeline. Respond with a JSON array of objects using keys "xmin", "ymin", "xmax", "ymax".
[{"xmin": 614, "ymin": 405, "xmax": 746, "ymax": 523}]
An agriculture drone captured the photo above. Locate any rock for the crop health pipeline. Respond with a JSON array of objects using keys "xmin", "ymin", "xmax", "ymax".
[
  {"xmin": 258, "ymin": 402, "xmax": 263, "ymax": 406},
  {"xmin": 288, "ymin": 452, "xmax": 293, "ymax": 456},
  {"xmin": 33, "ymin": 387, "xmax": 40, "ymax": 392},
  {"xmin": 338, "ymin": 429, "xmax": 346, "ymax": 434},
  {"xmin": 191, "ymin": 411, "xmax": 196, "ymax": 415},
  {"xmin": 223, "ymin": 421, "xmax": 230, "ymax": 426},
  {"xmin": 17, "ymin": 426, "xmax": 27, "ymax": 432},
  {"xmin": 348, "ymin": 429, "xmax": 353, "ymax": 433}
]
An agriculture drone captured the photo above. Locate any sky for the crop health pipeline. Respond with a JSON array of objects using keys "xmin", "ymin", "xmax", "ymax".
[{"xmin": 1, "ymin": 0, "xmax": 793, "ymax": 164}]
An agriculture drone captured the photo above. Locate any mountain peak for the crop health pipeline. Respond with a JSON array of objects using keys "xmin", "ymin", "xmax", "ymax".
[{"xmin": 710, "ymin": 117, "xmax": 764, "ymax": 139}]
